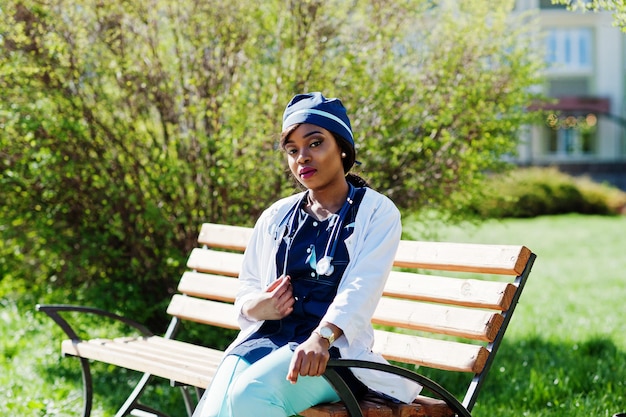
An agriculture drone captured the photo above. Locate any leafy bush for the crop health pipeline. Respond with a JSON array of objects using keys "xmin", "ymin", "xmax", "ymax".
[
  {"xmin": 0, "ymin": 0, "xmax": 545, "ymax": 329},
  {"xmin": 471, "ymin": 167, "xmax": 626, "ymax": 218}
]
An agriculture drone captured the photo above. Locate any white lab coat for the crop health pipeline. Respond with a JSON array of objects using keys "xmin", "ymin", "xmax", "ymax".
[{"xmin": 225, "ymin": 188, "xmax": 422, "ymax": 403}]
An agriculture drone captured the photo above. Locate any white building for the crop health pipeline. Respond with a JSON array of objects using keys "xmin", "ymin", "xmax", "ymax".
[{"xmin": 515, "ymin": 0, "xmax": 626, "ymax": 190}]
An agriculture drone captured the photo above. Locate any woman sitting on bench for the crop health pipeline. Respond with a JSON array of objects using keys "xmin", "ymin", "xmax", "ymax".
[{"xmin": 192, "ymin": 92, "xmax": 421, "ymax": 417}]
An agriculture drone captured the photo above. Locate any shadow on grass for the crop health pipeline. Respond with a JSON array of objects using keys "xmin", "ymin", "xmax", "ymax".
[
  {"xmin": 37, "ymin": 321, "xmax": 238, "ymax": 417},
  {"xmin": 405, "ymin": 336, "xmax": 625, "ymax": 416},
  {"xmin": 39, "ymin": 349, "xmax": 191, "ymax": 416}
]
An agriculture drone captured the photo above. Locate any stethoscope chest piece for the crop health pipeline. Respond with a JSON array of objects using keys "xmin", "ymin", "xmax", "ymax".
[{"xmin": 316, "ymin": 256, "xmax": 334, "ymax": 276}]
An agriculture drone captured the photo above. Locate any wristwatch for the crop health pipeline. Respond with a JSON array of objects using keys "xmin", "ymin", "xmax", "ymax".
[{"xmin": 315, "ymin": 326, "xmax": 335, "ymax": 346}]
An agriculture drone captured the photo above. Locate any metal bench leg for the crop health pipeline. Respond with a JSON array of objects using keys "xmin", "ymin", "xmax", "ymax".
[
  {"xmin": 128, "ymin": 404, "xmax": 170, "ymax": 417},
  {"xmin": 78, "ymin": 357, "xmax": 94, "ymax": 417},
  {"xmin": 114, "ymin": 373, "xmax": 153, "ymax": 417},
  {"xmin": 180, "ymin": 386, "xmax": 196, "ymax": 417},
  {"xmin": 323, "ymin": 368, "xmax": 364, "ymax": 417}
]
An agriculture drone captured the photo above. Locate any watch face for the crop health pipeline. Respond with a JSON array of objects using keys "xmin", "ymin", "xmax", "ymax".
[
  {"xmin": 320, "ymin": 327, "xmax": 333, "ymax": 338},
  {"xmin": 319, "ymin": 326, "xmax": 335, "ymax": 345}
]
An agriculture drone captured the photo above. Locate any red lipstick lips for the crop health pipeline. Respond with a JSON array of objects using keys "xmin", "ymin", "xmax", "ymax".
[{"xmin": 299, "ymin": 167, "xmax": 316, "ymax": 179}]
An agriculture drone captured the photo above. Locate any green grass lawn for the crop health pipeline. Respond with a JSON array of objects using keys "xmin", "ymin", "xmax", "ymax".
[
  {"xmin": 404, "ymin": 213, "xmax": 626, "ymax": 417},
  {"xmin": 2, "ymin": 214, "xmax": 625, "ymax": 417}
]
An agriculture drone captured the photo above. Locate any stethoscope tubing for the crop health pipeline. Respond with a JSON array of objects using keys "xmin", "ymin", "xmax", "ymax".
[{"xmin": 279, "ymin": 185, "xmax": 355, "ymax": 277}]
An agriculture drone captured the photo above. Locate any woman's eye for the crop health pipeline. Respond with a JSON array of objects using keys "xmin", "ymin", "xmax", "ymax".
[
  {"xmin": 310, "ymin": 140, "xmax": 322, "ymax": 148},
  {"xmin": 285, "ymin": 148, "xmax": 297, "ymax": 155}
]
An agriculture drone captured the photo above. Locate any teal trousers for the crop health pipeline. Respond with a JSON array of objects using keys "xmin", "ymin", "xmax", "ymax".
[{"xmin": 192, "ymin": 344, "xmax": 340, "ymax": 417}]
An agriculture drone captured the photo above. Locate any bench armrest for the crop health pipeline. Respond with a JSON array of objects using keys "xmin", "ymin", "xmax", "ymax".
[
  {"xmin": 36, "ymin": 304, "xmax": 154, "ymax": 341},
  {"xmin": 325, "ymin": 359, "xmax": 472, "ymax": 417}
]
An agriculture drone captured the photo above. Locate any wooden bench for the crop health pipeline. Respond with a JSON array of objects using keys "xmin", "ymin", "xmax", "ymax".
[{"xmin": 38, "ymin": 222, "xmax": 536, "ymax": 417}]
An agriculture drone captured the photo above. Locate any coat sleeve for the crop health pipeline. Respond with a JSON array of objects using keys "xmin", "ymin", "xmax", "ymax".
[
  {"xmin": 233, "ymin": 214, "xmax": 267, "ymax": 330},
  {"xmin": 233, "ymin": 194, "xmax": 301, "ymax": 331},
  {"xmin": 322, "ymin": 192, "xmax": 402, "ymax": 346}
]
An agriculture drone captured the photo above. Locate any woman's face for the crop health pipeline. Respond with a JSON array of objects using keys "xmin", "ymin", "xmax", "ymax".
[{"xmin": 283, "ymin": 123, "xmax": 346, "ymax": 191}]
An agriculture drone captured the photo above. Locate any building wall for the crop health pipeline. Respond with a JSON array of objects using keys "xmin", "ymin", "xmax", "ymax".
[{"xmin": 514, "ymin": 0, "xmax": 626, "ymax": 190}]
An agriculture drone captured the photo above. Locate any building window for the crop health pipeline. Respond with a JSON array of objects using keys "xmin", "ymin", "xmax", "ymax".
[
  {"xmin": 548, "ymin": 78, "xmax": 589, "ymax": 97},
  {"xmin": 545, "ymin": 28, "xmax": 593, "ymax": 72},
  {"xmin": 539, "ymin": 0, "xmax": 567, "ymax": 9}
]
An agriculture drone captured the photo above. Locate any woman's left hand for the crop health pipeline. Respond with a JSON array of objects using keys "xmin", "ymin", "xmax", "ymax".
[{"xmin": 286, "ymin": 334, "xmax": 331, "ymax": 384}]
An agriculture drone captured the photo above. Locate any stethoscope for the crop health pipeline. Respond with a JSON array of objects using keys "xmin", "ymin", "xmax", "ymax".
[{"xmin": 277, "ymin": 184, "xmax": 355, "ymax": 277}]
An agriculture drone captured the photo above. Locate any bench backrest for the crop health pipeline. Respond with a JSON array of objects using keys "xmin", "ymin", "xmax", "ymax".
[{"xmin": 167, "ymin": 223, "xmax": 536, "ymax": 411}]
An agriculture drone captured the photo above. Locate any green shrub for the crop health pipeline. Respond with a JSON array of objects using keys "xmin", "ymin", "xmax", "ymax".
[
  {"xmin": 0, "ymin": 0, "xmax": 545, "ymax": 331},
  {"xmin": 472, "ymin": 167, "xmax": 626, "ymax": 218},
  {"xmin": 575, "ymin": 176, "xmax": 626, "ymax": 215}
]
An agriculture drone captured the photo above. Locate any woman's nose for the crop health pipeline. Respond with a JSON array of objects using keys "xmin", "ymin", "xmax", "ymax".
[{"xmin": 296, "ymin": 150, "xmax": 311, "ymax": 163}]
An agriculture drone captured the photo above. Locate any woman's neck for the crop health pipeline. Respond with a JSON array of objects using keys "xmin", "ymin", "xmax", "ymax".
[{"xmin": 305, "ymin": 182, "xmax": 350, "ymax": 221}]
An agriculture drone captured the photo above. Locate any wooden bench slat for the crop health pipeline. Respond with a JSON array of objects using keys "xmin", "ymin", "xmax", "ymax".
[
  {"xmin": 177, "ymin": 271, "xmax": 240, "ymax": 302},
  {"xmin": 181, "ymin": 254, "xmax": 516, "ymax": 311},
  {"xmin": 196, "ymin": 223, "xmax": 532, "ymax": 275},
  {"xmin": 385, "ymin": 271, "xmax": 516, "ymax": 310},
  {"xmin": 198, "ymin": 223, "xmax": 252, "ymax": 251},
  {"xmin": 186, "ymin": 248, "xmax": 242, "ymax": 277},
  {"xmin": 373, "ymin": 298, "xmax": 503, "ymax": 342},
  {"xmin": 301, "ymin": 394, "xmax": 454, "ymax": 417},
  {"xmin": 302, "ymin": 399, "xmax": 393, "ymax": 417},
  {"xmin": 383, "ymin": 395, "xmax": 455, "ymax": 417},
  {"xmin": 103, "ymin": 337, "xmax": 219, "ymax": 367},
  {"xmin": 142, "ymin": 335, "xmax": 227, "ymax": 356},
  {"xmin": 170, "ymin": 293, "xmax": 503, "ymax": 343},
  {"xmin": 372, "ymin": 330, "xmax": 488, "ymax": 373},
  {"xmin": 61, "ymin": 337, "xmax": 217, "ymax": 388},
  {"xmin": 166, "ymin": 295, "xmax": 239, "ymax": 329},
  {"xmin": 394, "ymin": 241, "xmax": 531, "ymax": 275}
]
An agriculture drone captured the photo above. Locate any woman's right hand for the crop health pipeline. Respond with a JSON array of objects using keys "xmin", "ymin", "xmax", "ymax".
[{"xmin": 242, "ymin": 275, "xmax": 294, "ymax": 321}]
